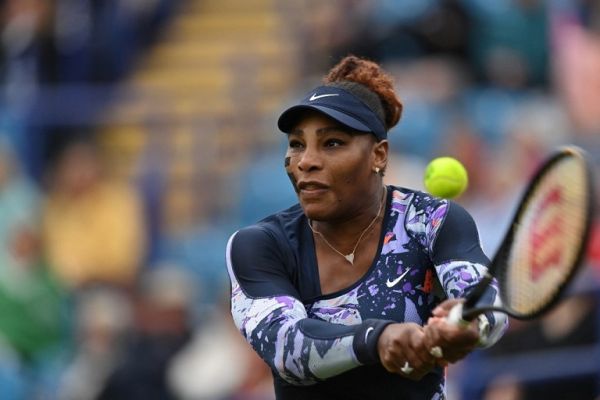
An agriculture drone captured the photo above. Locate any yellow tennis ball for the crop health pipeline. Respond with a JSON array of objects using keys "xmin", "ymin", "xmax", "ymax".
[{"xmin": 424, "ymin": 157, "xmax": 469, "ymax": 199}]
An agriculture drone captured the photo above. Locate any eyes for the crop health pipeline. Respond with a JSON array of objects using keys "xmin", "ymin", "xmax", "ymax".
[
  {"xmin": 288, "ymin": 137, "xmax": 345, "ymax": 150},
  {"xmin": 325, "ymin": 138, "xmax": 345, "ymax": 147}
]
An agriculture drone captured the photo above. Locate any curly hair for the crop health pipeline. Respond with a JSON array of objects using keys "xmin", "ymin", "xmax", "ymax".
[{"xmin": 324, "ymin": 55, "xmax": 403, "ymax": 131}]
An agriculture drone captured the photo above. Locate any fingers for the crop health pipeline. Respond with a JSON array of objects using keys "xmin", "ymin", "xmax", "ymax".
[
  {"xmin": 424, "ymin": 315, "xmax": 480, "ymax": 364},
  {"xmin": 423, "ymin": 319, "xmax": 449, "ymax": 367},
  {"xmin": 376, "ymin": 300, "xmax": 483, "ymax": 379},
  {"xmin": 377, "ymin": 323, "xmax": 437, "ymax": 380},
  {"xmin": 384, "ymin": 348, "xmax": 434, "ymax": 381},
  {"xmin": 403, "ymin": 347, "xmax": 436, "ymax": 380},
  {"xmin": 376, "ymin": 316, "xmax": 481, "ymax": 380},
  {"xmin": 431, "ymin": 298, "xmax": 465, "ymax": 318}
]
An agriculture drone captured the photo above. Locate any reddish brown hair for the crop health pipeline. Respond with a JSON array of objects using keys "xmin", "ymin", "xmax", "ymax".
[{"xmin": 324, "ymin": 55, "xmax": 403, "ymax": 131}]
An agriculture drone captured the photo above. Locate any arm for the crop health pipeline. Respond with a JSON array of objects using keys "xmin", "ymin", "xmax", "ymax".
[
  {"xmin": 226, "ymin": 227, "xmax": 391, "ymax": 385},
  {"xmin": 429, "ymin": 201, "xmax": 508, "ymax": 347},
  {"xmin": 405, "ymin": 200, "xmax": 508, "ymax": 366}
]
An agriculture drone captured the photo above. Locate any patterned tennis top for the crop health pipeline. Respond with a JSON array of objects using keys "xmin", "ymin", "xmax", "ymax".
[{"xmin": 226, "ymin": 186, "xmax": 507, "ymax": 400}]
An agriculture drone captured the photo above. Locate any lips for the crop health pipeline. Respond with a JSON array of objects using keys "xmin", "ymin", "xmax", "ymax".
[{"xmin": 297, "ymin": 180, "xmax": 329, "ymax": 191}]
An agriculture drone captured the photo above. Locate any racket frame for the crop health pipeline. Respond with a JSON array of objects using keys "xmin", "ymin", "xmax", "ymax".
[{"xmin": 458, "ymin": 146, "xmax": 596, "ymax": 322}]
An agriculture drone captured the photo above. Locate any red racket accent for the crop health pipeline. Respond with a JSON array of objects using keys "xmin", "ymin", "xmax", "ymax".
[{"xmin": 529, "ymin": 186, "xmax": 564, "ymax": 282}]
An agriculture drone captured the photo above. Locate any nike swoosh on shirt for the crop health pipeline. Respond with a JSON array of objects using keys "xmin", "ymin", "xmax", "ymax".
[
  {"xmin": 309, "ymin": 93, "xmax": 339, "ymax": 101},
  {"xmin": 386, "ymin": 268, "xmax": 412, "ymax": 288}
]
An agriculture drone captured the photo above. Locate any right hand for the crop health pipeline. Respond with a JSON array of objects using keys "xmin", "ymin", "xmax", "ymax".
[
  {"xmin": 423, "ymin": 299, "xmax": 480, "ymax": 365},
  {"xmin": 377, "ymin": 322, "xmax": 436, "ymax": 380}
]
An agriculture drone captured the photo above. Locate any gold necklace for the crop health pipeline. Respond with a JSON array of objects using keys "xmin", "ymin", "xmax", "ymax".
[{"xmin": 308, "ymin": 186, "xmax": 387, "ymax": 266}]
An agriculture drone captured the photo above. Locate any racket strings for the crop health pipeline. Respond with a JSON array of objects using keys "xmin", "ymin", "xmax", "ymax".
[{"xmin": 502, "ymin": 155, "xmax": 590, "ymax": 316}]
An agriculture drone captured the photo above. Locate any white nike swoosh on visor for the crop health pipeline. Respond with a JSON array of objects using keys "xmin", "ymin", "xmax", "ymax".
[
  {"xmin": 386, "ymin": 268, "xmax": 412, "ymax": 288},
  {"xmin": 309, "ymin": 93, "xmax": 339, "ymax": 101}
]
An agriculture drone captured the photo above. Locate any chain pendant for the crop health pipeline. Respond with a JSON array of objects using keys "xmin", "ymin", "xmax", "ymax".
[
  {"xmin": 308, "ymin": 186, "xmax": 387, "ymax": 268},
  {"xmin": 344, "ymin": 253, "xmax": 355, "ymax": 265}
]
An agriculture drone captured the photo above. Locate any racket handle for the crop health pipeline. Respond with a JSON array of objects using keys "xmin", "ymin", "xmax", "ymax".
[{"xmin": 447, "ymin": 303, "xmax": 470, "ymax": 327}]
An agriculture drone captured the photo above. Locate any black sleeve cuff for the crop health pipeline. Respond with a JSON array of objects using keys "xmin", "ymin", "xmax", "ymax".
[{"xmin": 353, "ymin": 319, "xmax": 395, "ymax": 365}]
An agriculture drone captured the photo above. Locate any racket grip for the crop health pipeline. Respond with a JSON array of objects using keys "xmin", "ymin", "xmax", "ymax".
[{"xmin": 447, "ymin": 303, "xmax": 470, "ymax": 327}]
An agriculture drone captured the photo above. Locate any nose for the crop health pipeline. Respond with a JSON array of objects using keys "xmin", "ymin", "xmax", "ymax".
[{"xmin": 297, "ymin": 146, "xmax": 322, "ymax": 172}]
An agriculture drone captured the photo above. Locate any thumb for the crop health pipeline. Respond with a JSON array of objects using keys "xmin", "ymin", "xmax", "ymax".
[{"xmin": 432, "ymin": 299, "xmax": 464, "ymax": 317}]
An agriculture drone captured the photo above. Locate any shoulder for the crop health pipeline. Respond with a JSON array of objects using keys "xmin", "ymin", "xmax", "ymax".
[
  {"xmin": 248, "ymin": 203, "xmax": 305, "ymax": 239},
  {"xmin": 387, "ymin": 185, "xmax": 452, "ymax": 251},
  {"xmin": 228, "ymin": 206, "xmax": 307, "ymax": 294},
  {"xmin": 388, "ymin": 185, "xmax": 449, "ymax": 225},
  {"xmin": 230, "ymin": 204, "xmax": 305, "ymax": 259},
  {"xmin": 387, "ymin": 185, "xmax": 446, "ymax": 208}
]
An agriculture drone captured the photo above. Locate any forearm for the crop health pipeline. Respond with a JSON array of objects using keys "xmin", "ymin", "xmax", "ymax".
[
  {"xmin": 437, "ymin": 260, "xmax": 508, "ymax": 346},
  {"xmin": 231, "ymin": 283, "xmax": 391, "ymax": 385}
]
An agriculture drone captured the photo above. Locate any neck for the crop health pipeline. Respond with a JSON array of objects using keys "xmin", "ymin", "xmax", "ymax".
[{"xmin": 311, "ymin": 185, "xmax": 386, "ymax": 251}]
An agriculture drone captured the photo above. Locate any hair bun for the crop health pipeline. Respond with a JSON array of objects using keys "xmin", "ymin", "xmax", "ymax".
[{"xmin": 324, "ymin": 56, "xmax": 402, "ymax": 130}]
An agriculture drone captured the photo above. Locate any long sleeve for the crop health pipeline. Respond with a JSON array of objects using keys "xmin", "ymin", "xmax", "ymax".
[
  {"xmin": 226, "ymin": 227, "xmax": 392, "ymax": 386},
  {"xmin": 407, "ymin": 199, "xmax": 508, "ymax": 346}
]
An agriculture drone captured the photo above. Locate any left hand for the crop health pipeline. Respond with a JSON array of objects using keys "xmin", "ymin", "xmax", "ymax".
[
  {"xmin": 423, "ymin": 299, "xmax": 480, "ymax": 366},
  {"xmin": 377, "ymin": 322, "xmax": 436, "ymax": 380}
]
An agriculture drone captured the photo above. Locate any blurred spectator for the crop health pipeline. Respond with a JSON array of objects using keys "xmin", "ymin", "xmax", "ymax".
[
  {"xmin": 462, "ymin": 0, "xmax": 549, "ymax": 88},
  {"xmin": 0, "ymin": 137, "xmax": 40, "ymax": 272},
  {"xmin": 97, "ymin": 266, "xmax": 196, "ymax": 400},
  {"xmin": 297, "ymin": 0, "xmax": 377, "ymax": 74},
  {"xmin": 169, "ymin": 292, "xmax": 275, "ymax": 400},
  {"xmin": 58, "ymin": 286, "xmax": 132, "ymax": 400},
  {"xmin": 587, "ymin": 167, "xmax": 600, "ymax": 279},
  {"xmin": 551, "ymin": 0, "xmax": 600, "ymax": 136},
  {"xmin": 0, "ymin": 0, "xmax": 53, "ymax": 107},
  {"xmin": 481, "ymin": 375, "xmax": 525, "ymax": 400},
  {"xmin": 386, "ymin": 57, "xmax": 468, "ymax": 158},
  {"xmin": 49, "ymin": 0, "xmax": 177, "ymax": 83},
  {"xmin": 465, "ymin": 268, "xmax": 600, "ymax": 400},
  {"xmin": 0, "ymin": 224, "xmax": 69, "ymax": 371},
  {"xmin": 461, "ymin": 94, "xmax": 569, "ymax": 253},
  {"xmin": 41, "ymin": 138, "xmax": 146, "ymax": 289},
  {"xmin": 0, "ymin": 0, "xmax": 178, "ymax": 86},
  {"xmin": 0, "ymin": 137, "xmax": 69, "ymax": 397},
  {"xmin": 372, "ymin": 0, "xmax": 472, "ymax": 62}
]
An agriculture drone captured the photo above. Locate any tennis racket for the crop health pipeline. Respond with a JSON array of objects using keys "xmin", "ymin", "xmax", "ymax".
[{"xmin": 448, "ymin": 145, "xmax": 596, "ymax": 325}]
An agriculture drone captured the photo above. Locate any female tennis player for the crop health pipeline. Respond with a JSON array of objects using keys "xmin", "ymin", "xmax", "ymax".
[{"xmin": 226, "ymin": 56, "xmax": 508, "ymax": 399}]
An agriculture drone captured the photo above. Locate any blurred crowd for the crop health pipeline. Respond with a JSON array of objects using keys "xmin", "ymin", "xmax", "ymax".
[
  {"xmin": 0, "ymin": 1, "xmax": 271, "ymax": 399},
  {"xmin": 0, "ymin": 0, "xmax": 599, "ymax": 399}
]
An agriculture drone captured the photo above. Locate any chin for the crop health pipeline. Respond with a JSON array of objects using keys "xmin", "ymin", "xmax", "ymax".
[{"xmin": 299, "ymin": 201, "xmax": 330, "ymax": 221}]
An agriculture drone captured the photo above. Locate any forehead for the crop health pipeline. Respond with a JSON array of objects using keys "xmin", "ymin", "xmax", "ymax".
[{"xmin": 289, "ymin": 110, "xmax": 349, "ymax": 135}]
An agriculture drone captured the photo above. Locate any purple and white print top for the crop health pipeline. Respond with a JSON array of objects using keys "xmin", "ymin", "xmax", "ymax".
[{"xmin": 226, "ymin": 186, "xmax": 507, "ymax": 400}]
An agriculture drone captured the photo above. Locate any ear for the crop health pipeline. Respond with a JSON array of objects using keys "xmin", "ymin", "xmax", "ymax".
[{"xmin": 372, "ymin": 140, "xmax": 388, "ymax": 173}]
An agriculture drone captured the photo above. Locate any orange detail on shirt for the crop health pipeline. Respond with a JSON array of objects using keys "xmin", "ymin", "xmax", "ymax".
[
  {"xmin": 384, "ymin": 232, "xmax": 394, "ymax": 245},
  {"xmin": 423, "ymin": 269, "xmax": 433, "ymax": 293}
]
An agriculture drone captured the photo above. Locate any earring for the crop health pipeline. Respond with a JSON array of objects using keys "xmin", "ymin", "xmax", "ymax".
[{"xmin": 374, "ymin": 167, "xmax": 380, "ymax": 174}]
